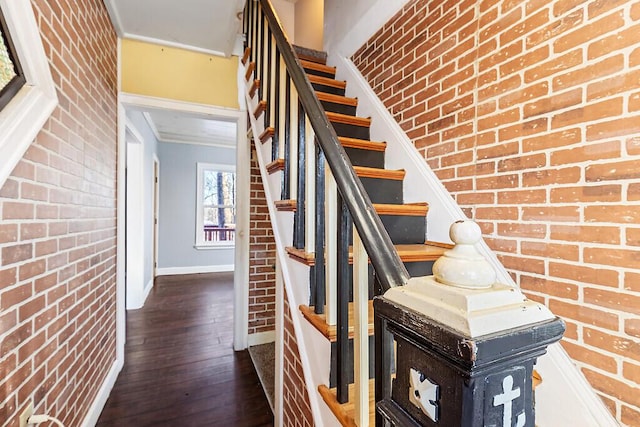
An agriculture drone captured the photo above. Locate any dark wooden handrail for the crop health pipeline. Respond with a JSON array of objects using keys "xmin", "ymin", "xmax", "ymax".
[{"xmin": 258, "ymin": 0, "xmax": 410, "ymax": 291}]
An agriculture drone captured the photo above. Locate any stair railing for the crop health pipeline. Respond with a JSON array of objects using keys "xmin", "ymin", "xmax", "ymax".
[{"xmin": 244, "ymin": 0, "xmax": 410, "ymax": 423}]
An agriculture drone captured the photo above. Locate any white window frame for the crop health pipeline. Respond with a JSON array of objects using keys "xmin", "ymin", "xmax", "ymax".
[
  {"xmin": 195, "ymin": 162, "xmax": 236, "ymax": 249},
  {"xmin": 0, "ymin": 0, "xmax": 58, "ymax": 189}
]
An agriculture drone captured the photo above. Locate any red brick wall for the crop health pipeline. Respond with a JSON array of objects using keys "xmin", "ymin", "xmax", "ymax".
[
  {"xmin": 248, "ymin": 150, "xmax": 276, "ymax": 335},
  {"xmin": 0, "ymin": 0, "xmax": 117, "ymax": 426},
  {"xmin": 352, "ymin": 0, "xmax": 640, "ymax": 424},
  {"xmin": 282, "ymin": 289, "xmax": 314, "ymax": 426}
]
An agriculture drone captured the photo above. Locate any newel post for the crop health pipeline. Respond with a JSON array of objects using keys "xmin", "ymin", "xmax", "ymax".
[{"xmin": 374, "ymin": 221, "xmax": 565, "ymax": 426}]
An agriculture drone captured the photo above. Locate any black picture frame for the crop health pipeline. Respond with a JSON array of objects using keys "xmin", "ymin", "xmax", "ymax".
[{"xmin": 0, "ymin": 6, "xmax": 26, "ymax": 111}]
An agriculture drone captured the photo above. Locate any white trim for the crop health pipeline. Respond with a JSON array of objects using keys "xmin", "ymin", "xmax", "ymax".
[
  {"xmin": 156, "ymin": 265, "xmax": 235, "ymax": 276},
  {"xmin": 535, "ymin": 344, "xmax": 620, "ymax": 427},
  {"xmin": 0, "ymin": 0, "xmax": 58, "ymax": 189},
  {"xmin": 80, "ymin": 358, "xmax": 123, "ymax": 427},
  {"xmin": 194, "ymin": 244, "xmax": 235, "ymax": 250},
  {"xmin": 115, "ymin": 39, "xmax": 126, "ymax": 388},
  {"xmin": 125, "ymin": 131, "xmax": 145, "ymax": 310},
  {"xmin": 122, "ymin": 33, "xmax": 228, "ymax": 58},
  {"xmin": 233, "ymin": 110, "xmax": 250, "ymax": 351},
  {"xmin": 274, "ymin": 258, "xmax": 284, "ymax": 426},
  {"xmin": 247, "ymin": 330, "xmax": 276, "ymax": 347},
  {"xmin": 116, "ymin": 91, "xmax": 250, "ymax": 360}
]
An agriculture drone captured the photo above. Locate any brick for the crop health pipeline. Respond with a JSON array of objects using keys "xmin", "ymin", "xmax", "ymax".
[
  {"xmin": 551, "ymin": 98, "xmax": 623, "ymax": 129},
  {"xmin": 622, "ymin": 405, "xmax": 640, "ymax": 427},
  {"xmin": 585, "ymin": 288, "xmax": 640, "ymax": 315},
  {"xmin": 553, "ymin": 55, "xmax": 624, "ymax": 91},
  {"xmin": 524, "ymin": 49, "xmax": 582, "ymax": 83},
  {"xmin": 553, "ymin": 11, "xmax": 624, "ymax": 53},
  {"xmin": 521, "ymin": 241, "xmax": 579, "ymax": 261},
  {"xmin": 522, "ymin": 128, "xmax": 581, "ymax": 152},
  {"xmin": 586, "ymin": 160, "xmax": 640, "ymax": 182},
  {"xmin": 521, "ymin": 206, "xmax": 580, "ymax": 222},
  {"xmin": 584, "ymin": 247, "xmax": 640, "ymax": 269},
  {"xmin": 499, "ymin": 254, "xmax": 545, "ymax": 274},
  {"xmin": 524, "ymin": 87, "xmax": 582, "ymax": 119},
  {"xmin": 522, "ymin": 166, "xmax": 580, "ymax": 187},
  {"xmin": 2, "ymin": 202, "xmax": 35, "ymax": 220},
  {"xmin": 550, "ymin": 299, "xmax": 618, "ymax": 330},
  {"xmin": 497, "ymin": 189, "xmax": 546, "ymax": 204},
  {"xmin": 589, "ymin": 23, "xmax": 640, "ymax": 60},
  {"xmin": 549, "ymin": 261, "xmax": 619, "ymax": 287},
  {"xmin": 528, "ymin": 9, "xmax": 584, "ymax": 47},
  {"xmin": 585, "ymin": 328, "xmax": 640, "ymax": 364},
  {"xmin": 587, "ymin": 116, "xmax": 640, "ymax": 141},
  {"xmin": 562, "ymin": 340, "xmax": 617, "ymax": 373},
  {"xmin": 551, "ymin": 225, "xmax": 620, "ymax": 245},
  {"xmin": 588, "ymin": 69, "xmax": 640, "ymax": 101},
  {"xmin": 551, "ymin": 141, "xmax": 621, "ymax": 166},
  {"xmin": 550, "ymin": 185, "xmax": 621, "ymax": 203},
  {"xmin": 520, "ymin": 275, "xmax": 579, "ymax": 300}
]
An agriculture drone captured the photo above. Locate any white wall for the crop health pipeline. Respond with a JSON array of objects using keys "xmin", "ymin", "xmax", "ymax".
[
  {"xmin": 294, "ymin": 0, "xmax": 324, "ymax": 50},
  {"xmin": 157, "ymin": 141, "xmax": 236, "ymax": 274},
  {"xmin": 271, "ymin": 0, "xmax": 295, "ymax": 42},
  {"xmin": 125, "ymin": 110, "xmax": 159, "ymax": 309},
  {"xmin": 323, "ymin": 0, "xmax": 411, "ymax": 57}
]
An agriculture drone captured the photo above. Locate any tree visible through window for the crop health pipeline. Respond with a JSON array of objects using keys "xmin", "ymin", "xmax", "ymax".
[
  {"xmin": 196, "ymin": 163, "xmax": 236, "ymax": 247},
  {"xmin": 0, "ymin": 8, "xmax": 25, "ymax": 111}
]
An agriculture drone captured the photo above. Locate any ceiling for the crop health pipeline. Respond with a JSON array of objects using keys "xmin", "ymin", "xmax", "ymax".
[
  {"xmin": 104, "ymin": 0, "xmax": 246, "ymax": 146},
  {"xmin": 104, "ymin": 0, "xmax": 247, "ymax": 56},
  {"xmin": 143, "ymin": 110, "xmax": 237, "ymax": 148}
]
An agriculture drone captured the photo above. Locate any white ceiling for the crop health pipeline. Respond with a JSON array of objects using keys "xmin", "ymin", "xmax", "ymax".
[
  {"xmin": 104, "ymin": 0, "xmax": 246, "ymax": 146},
  {"xmin": 104, "ymin": 0, "xmax": 246, "ymax": 57},
  {"xmin": 143, "ymin": 110, "xmax": 237, "ymax": 148}
]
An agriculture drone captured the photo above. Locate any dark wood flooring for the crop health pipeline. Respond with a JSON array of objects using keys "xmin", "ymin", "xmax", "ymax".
[{"xmin": 97, "ymin": 272, "xmax": 274, "ymax": 426}]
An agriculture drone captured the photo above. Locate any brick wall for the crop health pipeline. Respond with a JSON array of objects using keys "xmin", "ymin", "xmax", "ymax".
[
  {"xmin": 0, "ymin": 0, "xmax": 117, "ymax": 426},
  {"xmin": 352, "ymin": 0, "xmax": 640, "ymax": 424},
  {"xmin": 282, "ymin": 289, "xmax": 314, "ymax": 426},
  {"xmin": 248, "ymin": 150, "xmax": 276, "ymax": 335}
]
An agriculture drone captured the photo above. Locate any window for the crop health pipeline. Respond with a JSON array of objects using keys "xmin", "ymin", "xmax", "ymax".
[
  {"xmin": 0, "ymin": 8, "xmax": 25, "ymax": 111},
  {"xmin": 0, "ymin": 0, "xmax": 57, "ymax": 188},
  {"xmin": 196, "ymin": 162, "xmax": 236, "ymax": 248}
]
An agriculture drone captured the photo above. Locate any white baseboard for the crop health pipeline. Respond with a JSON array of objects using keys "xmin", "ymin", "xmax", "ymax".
[
  {"xmin": 156, "ymin": 265, "xmax": 234, "ymax": 276},
  {"xmin": 247, "ymin": 330, "xmax": 276, "ymax": 347},
  {"xmin": 81, "ymin": 357, "xmax": 123, "ymax": 427}
]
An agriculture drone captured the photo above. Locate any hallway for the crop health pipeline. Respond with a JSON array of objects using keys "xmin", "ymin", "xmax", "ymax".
[{"xmin": 97, "ymin": 272, "xmax": 274, "ymax": 426}]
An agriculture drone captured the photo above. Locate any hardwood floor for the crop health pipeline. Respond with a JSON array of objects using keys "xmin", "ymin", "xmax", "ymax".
[{"xmin": 97, "ymin": 272, "xmax": 274, "ymax": 426}]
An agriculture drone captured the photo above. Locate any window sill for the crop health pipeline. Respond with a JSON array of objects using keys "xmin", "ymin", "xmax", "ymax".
[{"xmin": 194, "ymin": 244, "xmax": 235, "ymax": 250}]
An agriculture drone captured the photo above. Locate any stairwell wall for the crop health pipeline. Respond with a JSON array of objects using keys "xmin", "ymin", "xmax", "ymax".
[
  {"xmin": 248, "ymin": 150, "xmax": 276, "ymax": 337},
  {"xmin": 0, "ymin": 0, "xmax": 117, "ymax": 425},
  {"xmin": 349, "ymin": 0, "xmax": 640, "ymax": 425}
]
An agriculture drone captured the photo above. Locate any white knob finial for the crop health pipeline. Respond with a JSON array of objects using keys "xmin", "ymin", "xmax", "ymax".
[{"xmin": 432, "ymin": 221, "xmax": 496, "ymax": 289}]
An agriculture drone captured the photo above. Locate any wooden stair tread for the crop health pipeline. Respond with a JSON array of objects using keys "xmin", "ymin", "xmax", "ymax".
[
  {"xmin": 308, "ymin": 74, "xmax": 347, "ymax": 89},
  {"xmin": 301, "ymin": 59, "xmax": 336, "ymax": 75},
  {"xmin": 318, "ymin": 380, "xmax": 375, "ymax": 427},
  {"xmin": 285, "ymin": 243, "xmax": 448, "ymax": 266},
  {"xmin": 300, "ymin": 301, "xmax": 374, "ymax": 341},
  {"xmin": 254, "ymin": 100, "xmax": 267, "ymax": 118},
  {"xmin": 294, "ymin": 45, "xmax": 327, "ymax": 64},
  {"xmin": 317, "ymin": 91, "xmax": 358, "ymax": 107},
  {"xmin": 326, "ymin": 111, "xmax": 371, "ymax": 128},
  {"xmin": 339, "ymin": 137, "xmax": 386, "ymax": 152},
  {"xmin": 267, "ymin": 159, "xmax": 285, "ymax": 174},
  {"xmin": 276, "ymin": 199, "xmax": 425, "ymax": 216},
  {"xmin": 241, "ymin": 47, "xmax": 251, "ymax": 65},
  {"xmin": 352, "ymin": 165, "xmax": 404, "ymax": 181}
]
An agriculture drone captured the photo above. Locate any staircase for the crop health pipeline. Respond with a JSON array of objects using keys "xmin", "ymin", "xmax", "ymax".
[
  {"xmin": 283, "ymin": 51, "xmax": 451, "ymax": 425},
  {"xmin": 241, "ymin": 1, "xmax": 619, "ymax": 426}
]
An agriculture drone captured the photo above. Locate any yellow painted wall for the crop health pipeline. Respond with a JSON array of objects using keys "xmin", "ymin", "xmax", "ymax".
[
  {"xmin": 295, "ymin": 0, "xmax": 324, "ymax": 51},
  {"xmin": 121, "ymin": 39, "xmax": 239, "ymax": 108}
]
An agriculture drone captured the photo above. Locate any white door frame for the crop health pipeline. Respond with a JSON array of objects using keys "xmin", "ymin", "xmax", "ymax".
[{"xmin": 116, "ymin": 92, "xmax": 250, "ymax": 360}]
